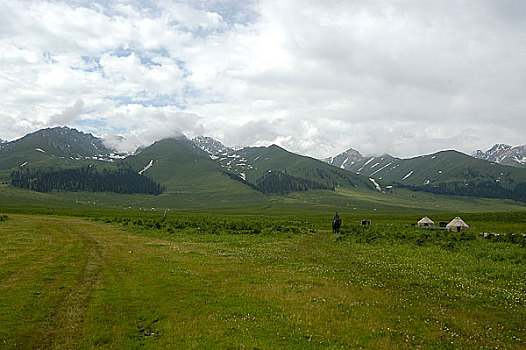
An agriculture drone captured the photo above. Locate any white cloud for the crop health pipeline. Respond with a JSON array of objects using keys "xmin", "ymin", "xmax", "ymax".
[
  {"xmin": 0, "ymin": 0, "xmax": 525, "ymax": 158},
  {"xmin": 93, "ymin": 104, "xmax": 204, "ymax": 153},
  {"xmin": 50, "ymin": 99, "xmax": 85, "ymax": 125},
  {"xmin": 157, "ymin": 0, "xmax": 226, "ymax": 31}
]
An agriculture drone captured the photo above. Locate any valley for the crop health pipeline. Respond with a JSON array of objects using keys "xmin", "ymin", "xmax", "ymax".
[
  {"xmin": 2, "ymin": 127, "xmax": 526, "ymax": 209},
  {"xmin": 1, "ymin": 127, "xmax": 525, "ymax": 349},
  {"xmin": 3, "ymin": 1, "xmax": 526, "ymax": 348}
]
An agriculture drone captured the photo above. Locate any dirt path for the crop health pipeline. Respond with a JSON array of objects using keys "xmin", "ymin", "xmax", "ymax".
[
  {"xmin": 297, "ymin": 230, "xmax": 332, "ymax": 261},
  {"xmin": 38, "ymin": 217, "xmax": 108, "ymax": 349},
  {"xmin": 0, "ymin": 215, "xmax": 156, "ymax": 349}
]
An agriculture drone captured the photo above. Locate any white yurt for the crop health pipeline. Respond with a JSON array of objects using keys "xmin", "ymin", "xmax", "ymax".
[
  {"xmin": 446, "ymin": 217, "xmax": 469, "ymax": 232},
  {"xmin": 417, "ymin": 216, "xmax": 435, "ymax": 228}
]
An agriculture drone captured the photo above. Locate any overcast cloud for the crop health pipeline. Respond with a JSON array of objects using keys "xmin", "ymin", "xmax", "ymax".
[{"xmin": 0, "ymin": 0, "xmax": 525, "ymax": 157}]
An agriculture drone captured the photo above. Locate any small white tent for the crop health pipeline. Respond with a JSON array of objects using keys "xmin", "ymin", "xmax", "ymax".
[
  {"xmin": 446, "ymin": 217, "xmax": 469, "ymax": 232},
  {"xmin": 417, "ymin": 216, "xmax": 435, "ymax": 228}
]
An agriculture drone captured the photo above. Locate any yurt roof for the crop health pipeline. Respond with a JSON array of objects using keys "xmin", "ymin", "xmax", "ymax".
[
  {"xmin": 446, "ymin": 217, "xmax": 469, "ymax": 228},
  {"xmin": 418, "ymin": 216, "xmax": 434, "ymax": 224}
]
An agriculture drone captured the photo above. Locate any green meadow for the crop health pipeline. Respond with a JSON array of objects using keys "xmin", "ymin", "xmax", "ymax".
[
  {"xmin": 2, "ymin": 183, "xmax": 526, "ymax": 214},
  {"xmin": 0, "ymin": 205, "xmax": 525, "ymax": 349}
]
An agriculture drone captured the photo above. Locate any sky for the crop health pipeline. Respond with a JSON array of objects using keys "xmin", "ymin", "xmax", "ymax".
[{"xmin": 1, "ymin": 0, "xmax": 525, "ymax": 158}]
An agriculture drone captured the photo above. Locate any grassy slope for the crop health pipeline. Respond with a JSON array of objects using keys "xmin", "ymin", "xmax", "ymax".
[
  {"xmin": 121, "ymin": 138, "xmax": 264, "ymax": 202},
  {"xmin": 221, "ymin": 145, "xmax": 373, "ymax": 190},
  {"xmin": 0, "ymin": 127, "xmax": 114, "ymax": 180},
  {"xmin": 1, "ymin": 139, "xmax": 526, "ymax": 214},
  {"xmin": 347, "ymin": 150, "xmax": 526, "ymax": 188},
  {"xmin": 389, "ymin": 151, "xmax": 526, "ymax": 186},
  {"xmin": 0, "ymin": 149, "xmax": 114, "ymax": 182},
  {"xmin": 0, "ymin": 147, "xmax": 55, "ymax": 171},
  {"xmin": 1, "ymin": 182, "xmax": 526, "ymax": 214},
  {"xmin": 0, "ymin": 214, "xmax": 524, "ymax": 348}
]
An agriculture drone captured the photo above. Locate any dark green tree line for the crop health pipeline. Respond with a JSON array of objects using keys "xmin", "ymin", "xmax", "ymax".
[
  {"xmin": 397, "ymin": 180, "xmax": 526, "ymax": 202},
  {"xmin": 254, "ymin": 171, "xmax": 334, "ymax": 194},
  {"xmin": 11, "ymin": 165, "xmax": 164, "ymax": 195}
]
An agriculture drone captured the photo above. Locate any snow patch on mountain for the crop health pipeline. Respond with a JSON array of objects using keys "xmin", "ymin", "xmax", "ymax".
[
  {"xmin": 341, "ymin": 157, "xmax": 349, "ymax": 169},
  {"xmin": 139, "ymin": 160, "xmax": 154, "ymax": 175},
  {"xmin": 108, "ymin": 153, "xmax": 125, "ymax": 160},
  {"xmin": 357, "ymin": 157, "xmax": 375, "ymax": 173},
  {"xmin": 370, "ymin": 162, "xmax": 392, "ymax": 176},
  {"xmin": 369, "ymin": 178, "xmax": 381, "ymax": 191},
  {"xmin": 403, "ymin": 170, "xmax": 414, "ymax": 180}
]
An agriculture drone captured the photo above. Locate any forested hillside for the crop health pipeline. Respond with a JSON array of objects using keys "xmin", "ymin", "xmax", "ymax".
[
  {"xmin": 325, "ymin": 148, "xmax": 526, "ymax": 201},
  {"xmin": 194, "ymin": 141, "xmax": 374, "ymax": 193},
  {"xmin": 398, "ymin": 179, "xmax": 526, "ymax": 202},
  {"xmin": 10, "ymin": 166, "xmax": 164, "ymax": 195}
]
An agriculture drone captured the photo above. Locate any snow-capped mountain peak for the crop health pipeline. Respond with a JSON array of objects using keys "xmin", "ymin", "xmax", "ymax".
[
  {"xmin": 473, "ymin": 143, "xmax": 526, "ymax": 168},
  {"xmin": 323, "ymin": 148, "xmax": 365, "ymax": 169},
  {"xmin": 192, "ymin": 136, "xmax": 231, "ymax": 156}
]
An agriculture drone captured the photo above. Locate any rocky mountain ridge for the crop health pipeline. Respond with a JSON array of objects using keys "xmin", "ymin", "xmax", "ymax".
[
  {"xmin": 2, "ymin": 127, "xmax": 526, "ymax": 201},
  {"xmin": 320, "ymin": 145, "xmax": 526, "ymax": 201},
  {"xmin": 473, "ymin": 144, "xmax": 526, "ymax": 168},
  {"xmin": 0, "ymin": 126, "xmax": 115, "ymax": 160}
]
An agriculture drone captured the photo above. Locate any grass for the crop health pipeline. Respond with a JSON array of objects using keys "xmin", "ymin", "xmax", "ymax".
[
  {"xmin": 1, "ymin": 211, "xmax": 525, "ymax": 349},
  {"xmin": 1, "ymin": 182, "xmax": 526, "ymax": 215}
]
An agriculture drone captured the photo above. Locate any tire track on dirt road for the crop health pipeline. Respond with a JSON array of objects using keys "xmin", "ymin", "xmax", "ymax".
[
  {"xmin": 25, "ymin": 216, "xmax": 108, "ymax": 350},
  {"xmin": 48, "ymin": 218, "xmax": 108, "ymax": 349}
]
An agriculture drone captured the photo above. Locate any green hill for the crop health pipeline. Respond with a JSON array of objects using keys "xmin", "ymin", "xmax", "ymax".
[
  {"xmin": 120, "ymin": 137, "xmax": 264, "ymax": 200},
  {"xmin": 196, "ymin": 143, "xmax": 374, "ymax": 193},
  {"xmin": 2, "ymin": 128, "xmax": 526, "ymax": 212},
  {"xmin": 326, "ymin": 149, "xmax": 526, "ymax": 201},
  {"xmin": 0, "ymin": 126, "xmax": 114, "ymax": 181}
]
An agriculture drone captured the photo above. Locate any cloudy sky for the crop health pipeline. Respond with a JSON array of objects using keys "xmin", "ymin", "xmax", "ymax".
[{"xmin": 1, "ymin": 0, "xmax": 525, "ymax": 158}]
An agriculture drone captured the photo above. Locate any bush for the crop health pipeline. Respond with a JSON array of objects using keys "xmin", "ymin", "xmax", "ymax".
[
  {"xmin": 86, "ymin": 213, "xmax": 315, "ymax": 236},
  {"xmin": 337, "ymin": 224, "xmax": 481, "ymax": 250}
]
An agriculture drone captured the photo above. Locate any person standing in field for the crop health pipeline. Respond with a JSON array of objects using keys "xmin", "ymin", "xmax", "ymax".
[{"xmin": 332, "ymin": 212, "xmax": 342, "ymax": 233}]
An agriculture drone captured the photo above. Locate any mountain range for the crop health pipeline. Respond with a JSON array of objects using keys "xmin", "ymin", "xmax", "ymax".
[
  {"xmin": 473, "ymin": 144, "xmax": 526, "ymax": 168},
  {"xmin": 1, "ymin": 126, "xmax": 526, "ymax": 204},
  {"xmin": 323, "ymin": 146, "xmax": 526, "ymax": 200},
  {"xmin": 192, "ymin": 136, "xmax": 372, "ymax": 193}
]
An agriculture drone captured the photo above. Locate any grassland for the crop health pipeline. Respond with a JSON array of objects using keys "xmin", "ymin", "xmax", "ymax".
[
  {"xmin": 1, "ymin": 211, "xmax": 525, "ymax": 349},
  {"xmin": 1, "ymin": 183, "xmax": 526, "ymax": 215}
]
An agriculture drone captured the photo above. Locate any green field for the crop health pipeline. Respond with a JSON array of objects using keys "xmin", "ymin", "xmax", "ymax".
[
  {"xmin": 2, "ymin": 183, "xmax": 526, "ymax": 215},
  {"xmin": 1, "ymin": 210, "xmax": 525, "ymax": 349}
]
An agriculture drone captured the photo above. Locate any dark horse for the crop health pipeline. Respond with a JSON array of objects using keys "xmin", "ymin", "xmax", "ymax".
[{"xmin": 332, "ymin": 218, "xmax": 342, "ymax": 233}]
